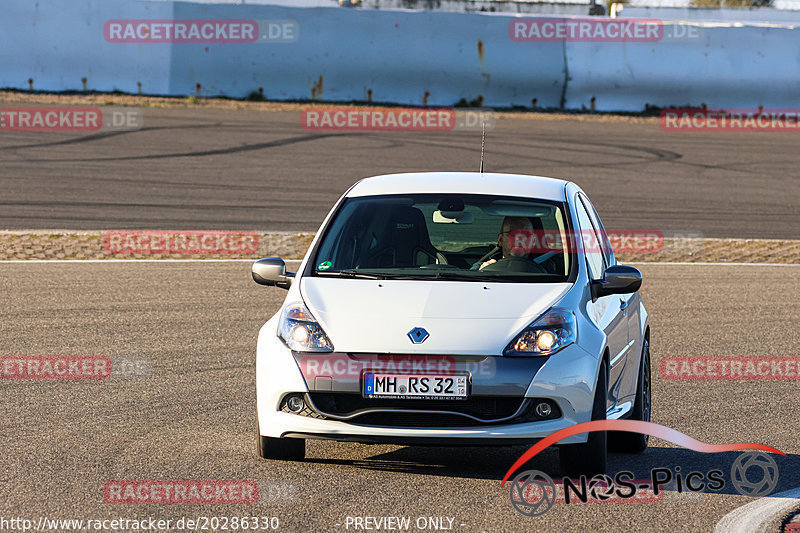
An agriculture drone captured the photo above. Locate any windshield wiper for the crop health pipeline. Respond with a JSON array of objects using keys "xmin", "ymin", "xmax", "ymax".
[
  {"xmin": 432, "ymin": 271, "xmax": 512, "ymax": 282},
  {"xmin": 317, "ymin": 270, "xmax": 412, "ymax": 280},
  {"xmin": 317, "ymin": 270, "xmax": 513, "ymax": 282}
]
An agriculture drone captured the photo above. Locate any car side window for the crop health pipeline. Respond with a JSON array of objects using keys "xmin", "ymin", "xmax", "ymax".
[
  {"xmin": 575, "ymin": 196, "xmax": 606, "ymax": 281},
  {"xmin": 580, "ymin": 194, "xmax": 615, "ymax": 267}
]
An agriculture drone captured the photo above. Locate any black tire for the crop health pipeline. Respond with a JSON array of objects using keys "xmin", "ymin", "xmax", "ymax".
[
  {"xmin": 257, "ymin": 425, "xmax": 305, "ymax": 461},
  {"xmin": 559, "ymin": 362, "xmax": 607, "ymax": 477},
  {"xmin": 609, "ymin": 337, "xmax": 651, "ymax": 453}
]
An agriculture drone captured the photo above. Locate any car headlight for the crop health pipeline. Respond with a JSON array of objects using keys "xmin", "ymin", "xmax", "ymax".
[
  {"xmin": 278, "ymin": 302, "xmax": 334, "ymax": 352},
  {"xmin": 504, "ymin": 307, "xmax": 576, "ymax": 356}
]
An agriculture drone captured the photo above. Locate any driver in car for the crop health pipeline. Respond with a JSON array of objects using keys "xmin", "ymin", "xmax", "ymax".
[{"xmin": 478, "ymin": 216, "xmax": 538, "ymax": 271}]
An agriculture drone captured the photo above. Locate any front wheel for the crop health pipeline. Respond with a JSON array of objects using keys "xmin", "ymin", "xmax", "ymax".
[
  {"xmin": 609, "ymin": 337, "xmax": 651, "ymax": 453},
  {"xmin": 559, "ymin": 362, "xmax": 607, "ymax": 477}
]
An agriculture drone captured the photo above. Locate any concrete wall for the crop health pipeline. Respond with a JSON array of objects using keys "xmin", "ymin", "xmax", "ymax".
[
  {"xmin": 358, "ymin": 0, "xmax": 592, "ymax": 14},
  {"xmin": 621, "ymin": 5, "xmax": 800, "ymax": 22},
  {"xmin": 3, "ymin": 0, "xmax": 173, "ymax": 95},
  {"xmin": 564, "ymin": 24, "xmax": 800, "ymax": 110},
  {"xmin": 2, "ymin": 0, "xmax": 798, "ymax": 111}
]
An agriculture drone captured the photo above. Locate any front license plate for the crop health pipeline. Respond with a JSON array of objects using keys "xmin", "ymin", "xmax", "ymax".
[{"xmin": 363, "ymin": 373, "xmax": 468, "ymax": 399}]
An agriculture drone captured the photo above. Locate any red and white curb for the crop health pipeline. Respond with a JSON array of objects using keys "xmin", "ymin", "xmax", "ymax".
[{"xmin": 715, "ymin": 486, "xmax": 800, "ymax": 533}]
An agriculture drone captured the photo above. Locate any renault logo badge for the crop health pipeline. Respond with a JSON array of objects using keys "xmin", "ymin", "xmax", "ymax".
[{"xmin": 407, "ymin": 327, "xmax": 429, "ymax": 344}]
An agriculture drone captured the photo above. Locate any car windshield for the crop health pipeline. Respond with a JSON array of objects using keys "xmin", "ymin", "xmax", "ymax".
[{"xmin": 311, "ymin": 193, "xmax": 574, "ymax": 283}]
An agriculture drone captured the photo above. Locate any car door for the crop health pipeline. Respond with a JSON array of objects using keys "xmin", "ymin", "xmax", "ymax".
[
  {"xmin": 582, "ymin": 194, "xmax": 640, "ymax": 407},
  {"xmin": 575, "ymin": 195, "xmax": 629, "ymax": 414}
]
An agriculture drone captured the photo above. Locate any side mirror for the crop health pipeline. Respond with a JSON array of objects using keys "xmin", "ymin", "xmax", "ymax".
[
  {"xmin": 252, "ymin": 258, "xmax": 295, "ymax": 290},
  {"xmin": 591, "ymin": 265, "xmax": 642, "ymax": 300}
]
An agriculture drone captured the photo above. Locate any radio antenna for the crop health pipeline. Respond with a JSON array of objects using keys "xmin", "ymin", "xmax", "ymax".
[{"xmin": 479, "ymin": 121, "xmax": 486, "ymax": 173}]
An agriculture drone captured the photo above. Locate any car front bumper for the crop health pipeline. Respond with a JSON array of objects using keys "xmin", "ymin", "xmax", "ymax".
[{"xmin": 256, "ymin": 318, "xmax": 601, "ymax": 445}]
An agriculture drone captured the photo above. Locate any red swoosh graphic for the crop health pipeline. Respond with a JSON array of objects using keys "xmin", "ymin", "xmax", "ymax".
[{"xmin": 500, "ymin": 420, "xmax": 785, "ymax": 486}]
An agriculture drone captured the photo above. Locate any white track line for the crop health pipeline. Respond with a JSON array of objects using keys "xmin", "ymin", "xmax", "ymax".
[
  {"xmin": 0, "ymin": 260, "xmax": 796, "ymax": 266},
  {"xmin": 715, "ymin": 485, "xmax": 800, "ymax": 533},
  {"xmin": 629, "ymin": 262, "xmax": 800, "ymax": 267},
  {"xmin": 0, "ymin": 259, "xmax": 303, "ymax": 263}
]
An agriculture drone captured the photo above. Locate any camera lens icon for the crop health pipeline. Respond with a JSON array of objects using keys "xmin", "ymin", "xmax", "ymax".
[
  {"xmin": 731, "ymin": 451, "xmax": 779, "ymax": 498},
  {"xmin": 509, "ymin": 470, "xmax": 557, "ymax": 517}
]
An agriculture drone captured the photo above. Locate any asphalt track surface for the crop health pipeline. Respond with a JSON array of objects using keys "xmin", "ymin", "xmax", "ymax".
[
  {"xmin": 1, "ymin": 262, "xmax": 798, "ymax": 533},
  {"xmin": 1, "ymin": 107, "xmax": 799, "ymax": 238}
]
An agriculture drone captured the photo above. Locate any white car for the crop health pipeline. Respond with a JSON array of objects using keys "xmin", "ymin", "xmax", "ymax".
[{"xmin": 253, "ymin": 172, "xmax": 651, "ymax": 475}]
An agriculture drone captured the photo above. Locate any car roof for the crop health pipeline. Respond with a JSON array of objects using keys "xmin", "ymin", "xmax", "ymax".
[{"xmin": 346, "ymin": 172, "xmax": 570, "ymax": 202}]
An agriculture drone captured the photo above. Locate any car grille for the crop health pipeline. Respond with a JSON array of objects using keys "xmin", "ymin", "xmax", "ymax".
[
  {"xmin": 278, "ymin": 392, "xmax": 560, "ymax": 428},
  {"xmin": 349, "ymin": 412, "xmax": 505, "ymax": 428},
  {"xmin": 310, "ymin": 392, "xmax": 520, "ymax": 417}
]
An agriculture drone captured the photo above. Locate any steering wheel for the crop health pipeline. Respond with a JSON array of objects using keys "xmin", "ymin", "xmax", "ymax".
[
  {"xmin": 480, "ymin": 255, "xmax": 549, "ymax": 274},
  {"xmin": 475, "ymin": 245, "xmax": 500, "ymax": 266}
]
